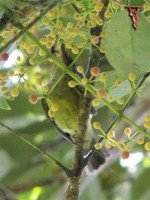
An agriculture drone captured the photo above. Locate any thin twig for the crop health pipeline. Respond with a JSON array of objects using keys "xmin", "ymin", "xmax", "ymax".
[{"xmin": 0, "ymin": 121, "xmax": 71, "ymax": 176}]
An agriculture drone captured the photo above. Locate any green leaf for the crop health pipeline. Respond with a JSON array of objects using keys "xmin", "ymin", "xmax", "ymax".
[
  {"xmin": 0, "ymin": 98, "xmax": 11, "ymax": 110},
  {"xmin": 105, "ymin": 10, "xmax": 150, "ymax": 80}
]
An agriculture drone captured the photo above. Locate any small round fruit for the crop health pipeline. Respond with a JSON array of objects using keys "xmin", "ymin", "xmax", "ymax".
[
  {"xmin": 10, "ymin": 88, "xmax": 19, "ymax": 97},
  {"xmin": 144, "ymin": 142, "xmax": 150, "ymax": 151},
  {"xmin": 29, "ymin": 94, "xmax": 38, "ymax": 104},
  {"xmin": 121, "ymin": 151, "xmax": 130, "ymax": 159},
  {"xmin": 90, "ymin": 66, "xmax": 100, "ymax": 76},
  {"xmin": 93, "ymin": 122, "xmax": 101, "ymax": 129},
  {"xmin": 124, "ymin": 127, "xmax": 131, "ymax": 136},
  {"xmin": 76, "ymin": 66, "xmax": 84, "ymax": 74},
  {"xmin": 97, "ymin": 88, "xmax": 106, "ymax": 98},
  {"xmin": 0, "ymin": 53, "xmax": 9, "ymax": 61},
  {"xmin": 136, "ymin": 137, "xmax": 144, "ymax": 145},
  {"xmin": 92, "ymin": 98, "xmax": 100, "ymax": 107},
  {"xmin": 94, "ymin": 143, "xmax": 102, "ymax": 150},
  {"xmin": 68, "ymin": 80, "xmax": 77, "ymax": 88},
  {"xmin": 128, "ymin": 73, "xmax": 136, "ymax": 81}
]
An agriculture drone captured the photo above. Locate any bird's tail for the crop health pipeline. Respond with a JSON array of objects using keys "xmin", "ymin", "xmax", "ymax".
[{"xmin": 84, "ymin": 118, "xmax": 109, "ymax": 173}]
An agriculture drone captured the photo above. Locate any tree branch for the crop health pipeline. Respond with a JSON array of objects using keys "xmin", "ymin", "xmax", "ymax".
[{"xmin": 65, "ymin": 96, "xmax": 92, "ymax": 200}]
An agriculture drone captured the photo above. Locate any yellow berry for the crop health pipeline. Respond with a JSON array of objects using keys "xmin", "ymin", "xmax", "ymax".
[
  {"xmin": 71, "ymin": 46, "xmax": 79, "ymax": 54},
  {"xmin": 30, "ymin": 84, "xmax": 37, "ymax": 91},
  {"xmin": 99, "ymin": 47, "xmax": 106, "ymax": 53},
  {"xmin": 47, "ymin": 9, "xmax": 55, "ymax": 17},
  {"xmin": 40, "ymin": 38, "xmax": 47, "ymax": 45},
  {"xmin": 18, "ymin": 67, "xmax": 27, "ymax": 75},
  {"xmin": 121, "ymin": 151, "xmax": 130, "ymax": 159},
  {"xmin": 24, "ymin": 82, "xmax": 31, "ymax": 89},
  {"xmin": 68, "ymin": 80, "xmax": 77, "ymax": 88},
  {"xmin": 0, "ymin": 80, "xmax": 6, "ymax": 86},
  {"xmin": 144, "ymin": 142, "xmax": 150, "ymax": 151},
  {"xmin": 107, "ymin": 130, "xmax": 115, "ymax": 138},
  {"xmin": 0, "ymin": 86, "xmax": 8, "ymax": 92},
  {"xmin": 143, "ymin": 4, "xmax": 150, "ymax": 11},
  {"xmin": 1, "ymin": 40, "xmax": 7, "ymax": 46},
  {"xmin": 10, "ymin": 88, "xmax": 19, "ymax": 97},
  {"xmin": 76, "ymin": 66, "xmax": 84, "ymax": 74},
  {"xmin": 87, "ymin": 20, "xmax": 96, "ymax": 28},
  {"xmin": 8, "ymin": 70, "xmax": 15, "ymax": 76},
  {"xmin": 39, "ymin": 49, "xmax": 46, "ymax": 56},
  {"xmin": 42, "ymin": 18, "xmax": 49, "ymax": 25},
  {"xmin": 100, "ymin": 31, "xmax": 107, "ymax": 38},
  {"xmin": 0, "ymin": 73, "xmax": 7, "ymax": 79},
  {"xmin": 29, "ymin": 57, "xmax": 35, "ymax": 65},
  {"xmin": 128, "ymin": 73, "xmax": 136, "ymax": 82},
  {"xmin": 94, "ymin": 143, "xmax": 102, "ymax": 150},
  {"xmin": 105, "ymin": 141, "xmax": 112, "ymax": 148},
  {"xmin": 115, "ymin": 79, "xmax": 122, "ymax": 87},
  {"xmin": 95, "ymin": 2, "xmax": 104, "ymax": 12},
  {"xmin": 144, "ymin": 121, "xmax": 150, "ymax": 129},
  {"xmin": 56, "ymin": 20, "xmax": 63, "ymax": 29},
  {"xmin": 137, "ymin": 137, "xmax": 144, "ymax": 145},
  {"xmin": 76, "ymin": 43, "xmax": 83, "ymax": 49},
  {"xmin": 99, "ymin": 73, "xmax": 107, "ymax": 81},
  {"xmin": 1, "ymin": 31, "xmax": 9, "ymax": 38},
  {"xmin": 93, "ymin": 122, "xmax": 101, "ymax": 129},
  {"xmin": 46, "ymin": 41, "xmax": 54, "ymax": 49},
  {"xmin": 117, "ymin": 98, "xmax": 124, "ymax": 105},
  {"xmin": 108, "ymin": 95, "xmax": 114, "ymax": 101},
  {"xmin": 76, "ymin": 2, "xmax": 83, "ymax": 8},
  {"xmin": 73, "ymin": 13, "xmax": 81, "ymax": 19},
  {"xmin": 67, "ymin": 22, "xmax": 74, "ymax": 28},
  {"xmin": 144, "ymin": 115, "xmax": 150, "ymax": 121},
  {"xmin": 92, "ymin": 98, "xmax": 100, "ymax": 107},
  {"xmin": 112, "ymin": 2, "xmax": 118, "ymax": 10},
  {"xmin": 36, "ymin": 79, "xmax": 42, "ymax": 86},
  {"xmin": 124, "ymin": 127, "xmax": 131, "ymax": 136},
  {"xmin": 118, "ymin": 142, "xmax": 125, "ymax": 150},
  {"xmin": 95, "ymin": 16, "xmax": 103, "ymax": 26},
  {"xmin": 43, "ymin": 85, "xmax": 49, "ymax": 92},
  {"xmin": 26, "ymin": 46, "xmax": 35, "ymax": 54},
  {"xmin": 105, "ymin": 10, "xmax": 111, "ymax": 18},
  {"xmin": 66, "ymin": 38, "xmax": 73, "ymax": 44}
]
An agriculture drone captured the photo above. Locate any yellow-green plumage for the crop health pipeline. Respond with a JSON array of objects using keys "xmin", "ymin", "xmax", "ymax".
[
  {"xmin": 48, "ymin": 75, "xmax": 81, "ymax": 135},
  {"xmin": 42, "ymin": 66, "xmax": 107, "ymax": 171}
]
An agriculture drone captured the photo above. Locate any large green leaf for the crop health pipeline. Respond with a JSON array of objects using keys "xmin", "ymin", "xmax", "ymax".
[{"xmin": 105, "ymin": 10, "xmax": 150, "ymax": 79}]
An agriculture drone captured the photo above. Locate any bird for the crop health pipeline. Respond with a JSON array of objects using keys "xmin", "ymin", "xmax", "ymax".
[{"xmin": 41, "ymin": 65, "xmax": 107, "ymax": 171}]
